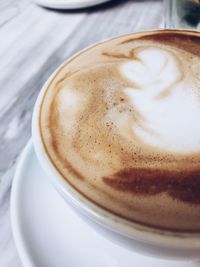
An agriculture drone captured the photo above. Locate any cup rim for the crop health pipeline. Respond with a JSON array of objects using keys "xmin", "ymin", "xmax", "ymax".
[{"xmin": 32, "ymin": 29, "xmax": 200, "ymax": 249}]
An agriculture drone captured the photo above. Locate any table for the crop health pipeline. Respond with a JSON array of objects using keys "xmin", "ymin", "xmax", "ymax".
[{"xmin": 0, "ymin": 0, "xmax": 163, "ymax": 266}]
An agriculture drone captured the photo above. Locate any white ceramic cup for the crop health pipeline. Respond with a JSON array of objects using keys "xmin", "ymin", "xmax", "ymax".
[{"xmin": 32, "ymin": 30, "xmax": 200, "ymax": 261}]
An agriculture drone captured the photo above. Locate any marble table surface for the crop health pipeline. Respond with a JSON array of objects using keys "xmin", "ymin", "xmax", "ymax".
[{"xmin": 0, "ymin": 0, "xmax": 163, "ymax": 266}]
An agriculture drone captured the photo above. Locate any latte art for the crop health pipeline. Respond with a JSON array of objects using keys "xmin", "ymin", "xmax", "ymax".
[
  {"xmin": 40, "ymin": 30, "xmax": 200, "ymax": 231},
  {"xmin": 122, "ymin": 47, "xmax": 200, "ymax": 153}
]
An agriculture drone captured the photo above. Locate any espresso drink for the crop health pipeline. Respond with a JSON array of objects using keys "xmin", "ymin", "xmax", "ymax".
[{"xmin": 40, "ymin": 30, "xmax": 200, "ymax": 231}]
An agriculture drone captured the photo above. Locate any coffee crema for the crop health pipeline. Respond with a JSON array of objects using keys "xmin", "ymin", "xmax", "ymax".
[{"xmin": 40, "ymin": 30, "xmax": 200, "ymax": 231}]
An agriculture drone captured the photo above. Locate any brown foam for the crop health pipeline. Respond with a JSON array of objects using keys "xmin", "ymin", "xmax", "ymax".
[
  {"xmin": 103, "ymin": 167, "xmax": 200, "ymax": 204},
  {"xmin": 121, "ymin": 31, "xmax": 200, "ymax": 56},
  {"xmin": 40, "ymin": 30, "xmax": 200, "ymax": 231}
]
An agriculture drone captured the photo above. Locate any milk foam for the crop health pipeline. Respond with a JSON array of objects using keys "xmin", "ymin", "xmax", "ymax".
[
  {"xmin": 40, "ymin": 30, "xmax": 200, "ymax": 231},
  {"xmin": 122, "ymin": 47, "xmax": 200, "ymax": 153}
]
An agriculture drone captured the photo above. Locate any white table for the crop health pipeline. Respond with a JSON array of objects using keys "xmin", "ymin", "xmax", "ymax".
[{"xmin": 0, "ymin": 0, "xmax": 163, "ymax": 266}]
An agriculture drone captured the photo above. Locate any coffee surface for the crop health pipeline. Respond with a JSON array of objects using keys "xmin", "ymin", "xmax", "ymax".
[{"xmin": 40, "ymin": 30, "xmax": 200, "ymax": 231}]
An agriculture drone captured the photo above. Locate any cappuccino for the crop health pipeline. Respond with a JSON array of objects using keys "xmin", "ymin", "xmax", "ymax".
[{"xmin": 40, "ymin": 30, "xmax": 200, "ymax": 231}]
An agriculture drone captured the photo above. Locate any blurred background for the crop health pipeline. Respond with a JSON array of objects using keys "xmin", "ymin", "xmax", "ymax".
[{"xmin": 1, "ymin": 0, "xmax": 199, "ymax": 266}]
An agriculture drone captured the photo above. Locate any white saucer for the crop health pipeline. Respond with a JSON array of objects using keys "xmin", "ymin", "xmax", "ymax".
[
  {"xmin": 10, "ymin": 140, "xmax": 197, "ymax": 267},
  {"xmin": 31, "ymin": 0, "xmax": 110, "ymax": 9}
]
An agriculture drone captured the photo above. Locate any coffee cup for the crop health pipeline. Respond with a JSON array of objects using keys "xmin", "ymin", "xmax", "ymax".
[{"xmin": 32, "ymin": 29, "xmax": 200, "ymax": 260}]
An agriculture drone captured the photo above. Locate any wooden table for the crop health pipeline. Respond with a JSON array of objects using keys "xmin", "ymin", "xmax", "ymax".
[{"xmin": 0, "ymin": 0, "xmax": 163, "ymax": 266}]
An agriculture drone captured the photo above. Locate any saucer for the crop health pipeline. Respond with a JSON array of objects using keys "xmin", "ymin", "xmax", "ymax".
[
  {"xmin": 31, "ymin": 0, "xmax": 111, "ymax": 9},
  {"xmin": 10, "ymin": 140, "xmax": 197, "ymax": 267}
]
